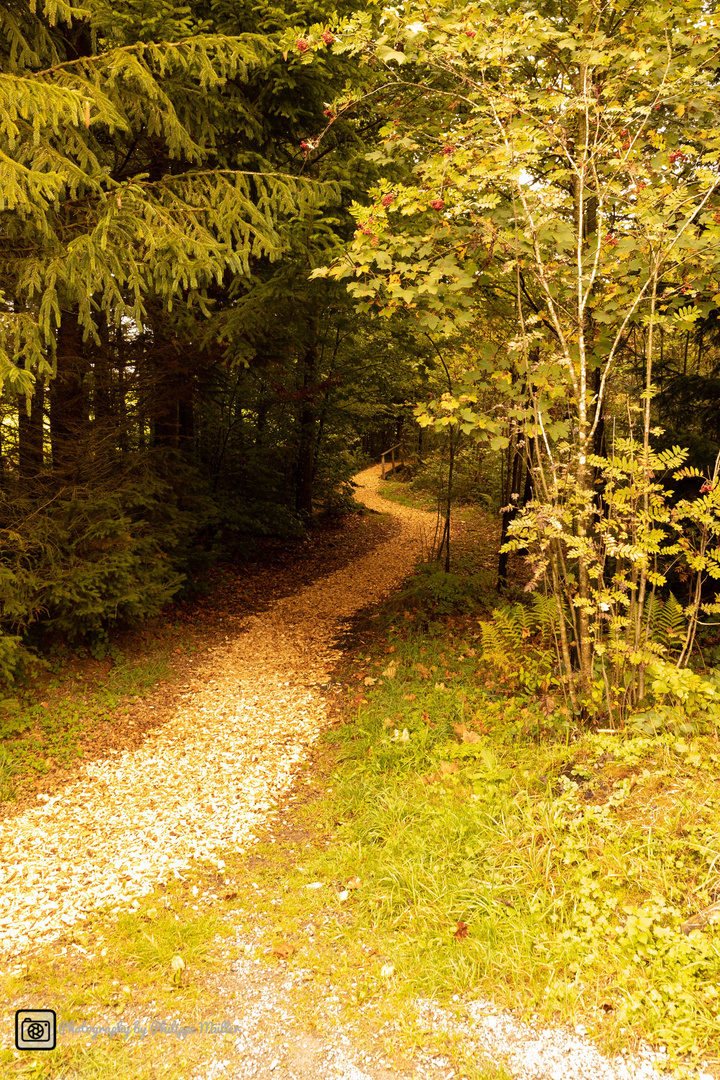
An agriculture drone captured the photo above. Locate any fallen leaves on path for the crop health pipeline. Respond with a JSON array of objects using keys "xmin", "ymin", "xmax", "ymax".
[{"xmin": 0, "ymin": 466, "xmax": 449, "ymax": 965}]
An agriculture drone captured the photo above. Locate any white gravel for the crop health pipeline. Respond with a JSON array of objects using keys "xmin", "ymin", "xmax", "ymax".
[
  {"xmin": 1, "ymin": 466, "xmax": 714, "ymax": 1079},
  {"xmin": 0, "ymin": 466, "xmax": 433, "ymax": 963}
]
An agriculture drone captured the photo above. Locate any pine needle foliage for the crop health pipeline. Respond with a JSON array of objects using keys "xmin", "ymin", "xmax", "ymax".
[
  {"xmin": 0, "ymin": 0, "xmax": 335, "ymax": 396},
  {"xmin": 0, "ymin": 449, "xmax": 214, "ymax": 659}
]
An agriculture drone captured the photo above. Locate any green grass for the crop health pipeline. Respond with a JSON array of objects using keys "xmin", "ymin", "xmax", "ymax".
[
  {"xmin": 293, "ymin": 596, "xmax": 720, "ymax": 1070},
  {"xmin": 0, "ymin": 653, "xmax": 173, "ymax": 799},
  {"xmin": 376, "ymin": 477, "xmax": 438, "ymax": 512},
  {"xmin": 4, "ymin": 525, "xmax": 720, "ymax": 1076}
]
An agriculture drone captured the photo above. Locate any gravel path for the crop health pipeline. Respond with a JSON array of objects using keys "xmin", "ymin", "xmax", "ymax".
[
  {"xmin": 0, "ymin": 467, "xmax": 711, "ymax": 1079},
  {"xmin": 0, "ymin": 466, "xmax": 435, "ymax": 963}
]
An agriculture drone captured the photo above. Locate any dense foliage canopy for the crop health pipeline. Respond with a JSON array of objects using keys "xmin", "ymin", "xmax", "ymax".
[{"xmin": 3, "ymin": 0, "xmax": 720, "ymax": 723}]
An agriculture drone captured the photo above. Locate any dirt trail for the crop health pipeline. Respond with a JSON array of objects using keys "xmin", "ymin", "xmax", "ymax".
[
  {"xmin": 0, "ymin": 466, "xmax": 436, "ymax": 963},
  {"xmin": 0, "ymin": 468, "xmax": 694, "ymax": 1079}
]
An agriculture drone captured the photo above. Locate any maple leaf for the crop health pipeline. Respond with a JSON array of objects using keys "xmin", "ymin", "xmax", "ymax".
[
  {"xmin": 439, "ymin": 761, "xmax": 458, "ymax": 775},
  {"xmin": 273, "ymin": 942, "xmax": 297, "ymax": 959},
  {"xmin": 453, "ymin": 722, "xmax": 482, "ymax": 744}
]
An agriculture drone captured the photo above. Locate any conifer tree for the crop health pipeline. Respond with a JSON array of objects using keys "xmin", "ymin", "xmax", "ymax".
[{"xmin": 0, "ymin": 0, "xmax": 331, "ymax": 411}]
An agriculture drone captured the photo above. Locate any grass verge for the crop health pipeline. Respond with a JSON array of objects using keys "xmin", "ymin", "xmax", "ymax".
[
  {"xmin": 3, "ymin": 490, "xmax": 719, "ymax": 1077},
  {"xmin": 298, "ymin": 585, "xmax": 720, "ymax": 1073},
  {"xmin": 0, "ymin": 651, "xmax": 178, "ymax": 806}
]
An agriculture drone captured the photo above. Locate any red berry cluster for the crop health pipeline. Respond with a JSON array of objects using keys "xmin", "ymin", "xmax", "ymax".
[
  {"xmin": 465, "ymin": 28, "xmax": 476, "ymax": 37},
  {"xmin": 323, "ymin": 108, "xmax": 335, "ymax": 119},
  {"xmin": 713, "ymin": 211, "xmax": 720, "ymax": 224},
  {"xmin": 443, "ymin": 144, "xmax": 455, "ymax": 155},
  {"xmin": 606, "ymin": 233, "xmax": 618, "ymax": 247},
  {"xmin": 430, "ymin": 198, "xmax": 445, "ymax": 211},
  {"xmin": 701, "ymin": 481, "xmax": 715, "ymax": 494},
  {"xmin": 669, "ymin": 149, "xmax": 687, "ymax": 164},
  {"xmin": 321, "ymin": 30, "xmax": 335, "ymax": 44},
  {"xmin": 381, "ymin": 193, "xmax": 395, "ymax": 207},
  {"xmin": 296, "ymin": 38, "xmax": 309, "ymax": 52}
]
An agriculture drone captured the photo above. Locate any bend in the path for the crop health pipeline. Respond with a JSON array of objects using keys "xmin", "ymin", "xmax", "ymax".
[{"xmin": 0, "ymin": 466, "xmax": 437, "ymax": 964}]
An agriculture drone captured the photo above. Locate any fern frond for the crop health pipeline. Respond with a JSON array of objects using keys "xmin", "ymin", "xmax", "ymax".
[{"xmin": 648, "ymin": 593, "xmax": 687, "ymax": 652}]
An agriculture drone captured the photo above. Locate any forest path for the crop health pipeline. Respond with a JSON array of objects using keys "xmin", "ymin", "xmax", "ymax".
[
  {"xmin": 0, "ymin": 465, "xmax": 438, "ymax": 961},
  {"xmin": 0, "ymin": 469, "xmax": 675, "ymax": 1080}
]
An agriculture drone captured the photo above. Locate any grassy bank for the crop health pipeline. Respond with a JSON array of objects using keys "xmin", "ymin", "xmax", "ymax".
[
  {"xmin": 313, "ymin": 604, "xmax": 720, "ymax": 1068},
  {"xmin": 2, "ymin": 494, "xmax": 720, "ymax": 1078}
]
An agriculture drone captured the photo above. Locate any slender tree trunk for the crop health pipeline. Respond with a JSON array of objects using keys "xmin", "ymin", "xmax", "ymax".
[
  {"xmin": 497, "ymin": 432, "xmax": 523, "ymax": 592},
  {"xmin": 153, "ymin": 361, "xmax": 179, "ymax": 449},
  {"xmin": 116, "ymin": 327, "xmax": 129, "ymax": 454},
  {"xmin": 51, "ymin": 309, "xmax": 87, "ymax": 477},
  {"xmin": 442, "ymin": 430, "xmax": 454, "ymax": 573},
  {"xmin": 18, "ymin": 382, "xmax": 44, "ymax": 480},
  {"xmin": 178, "ymin": 395, "xmax": 194, "ymax": 459},
  {"xmin": 93, "ymin": 316, "xmax": 112, "ymax": 426},
  {"xmin": 633, "ymin": 269, "xmax": 659, "ymax": 702},
  {"xmin": 295, "ymin": 326, "xmax": 318, "ymax": 516},
  {"xmin": 572, "ymin": 41, "xmax": 598, "ymax": 700},
  {"xmin": 522, "ymin": 438, "xmax": 534, "ymax": 505}
]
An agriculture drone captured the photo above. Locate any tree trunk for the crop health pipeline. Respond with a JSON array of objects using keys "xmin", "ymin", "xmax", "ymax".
[
  {"xmin": 18, "ymin": 382, "xmax": 44, "ymax": 480},
  {"xmin": 571, "ymin": 41, "xmax": 599, "ymax": 700},
  {"xmin": 178, "ymin": 394, "xmax": 194, "ymax": 458},
  {"xmin": 497, "ymin": 433, "xmax": 523, "ymax": 592},
  {"xmin": 522, "ymin": 437, "xmax": 534, "ymax": 505},
  {"xmin": 153, "ymin": 361, "xmax": 179, "ymax": 448},
  {"xmin": 51, "ymin": 309, "xmax": 87, "ymax": 477},
  {"xmin": 295, "ymin": 327, "xmax": 318, "ymax": 516},
  {"xmin": 93, "ymin": 316, "xmax": 112, "ymax": 426},
  {"xmin": 115, "ymin": 325, "xmax": 129, "ymax": 453}
]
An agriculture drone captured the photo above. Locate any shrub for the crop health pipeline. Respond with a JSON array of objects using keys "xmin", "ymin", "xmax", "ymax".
[{"xmin": 0, "ymin": 451, "xmax": 214, "ymax": 663}]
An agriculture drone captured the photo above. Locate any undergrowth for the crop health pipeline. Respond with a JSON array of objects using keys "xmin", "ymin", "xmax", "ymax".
[
  {"xmin": 3, "ymin": 483, "xmax": 720, "ymax": 1076},
  {"xmin": 304, "ymin": 581, "xmax": 720, "ymax": 1071}
]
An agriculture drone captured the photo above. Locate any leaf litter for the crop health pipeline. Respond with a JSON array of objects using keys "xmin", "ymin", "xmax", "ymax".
[
  {"xmin": 0, "ymin": 465, "xmax": 710, "ymax": 1079},
  {"xmin": 0, "ymin": 467, "xmax": 430, "ymax": 963}
]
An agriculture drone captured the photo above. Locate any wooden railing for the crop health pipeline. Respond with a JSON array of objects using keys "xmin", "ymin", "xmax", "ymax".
[{"xmin": 380, "ymin": 442, "xmax": 405, "ymax": 478}]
